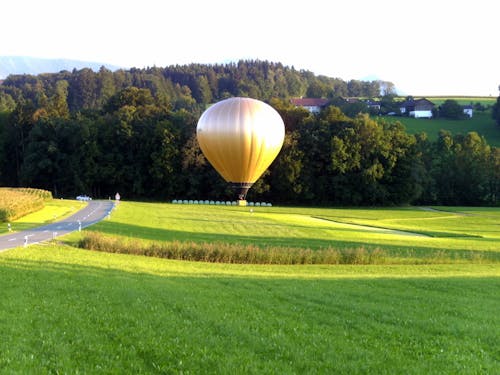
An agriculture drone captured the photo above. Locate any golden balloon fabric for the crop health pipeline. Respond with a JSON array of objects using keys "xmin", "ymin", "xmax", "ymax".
[{"xmin": 196, "ymin": 97, "xmax": 285, "ymax": 185}]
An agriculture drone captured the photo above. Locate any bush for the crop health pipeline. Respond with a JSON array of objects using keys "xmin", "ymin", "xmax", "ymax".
[
  {"xmin": 78, "ymin": 232, "xmax": 388, "ymax": 265},
  {"xmin": 439, "ymin": 99, "xmax": 466, "ymax": 119}
]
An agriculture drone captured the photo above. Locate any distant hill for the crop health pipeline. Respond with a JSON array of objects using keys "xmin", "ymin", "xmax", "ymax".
[{"xmin": 0, "ymin": 56, "xmax": 121, "ymax": 78}]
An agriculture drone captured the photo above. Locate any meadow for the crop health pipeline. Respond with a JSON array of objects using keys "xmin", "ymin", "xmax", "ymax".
[
  {"xmin": 425, "ymin": 97, "xmax": 496, "ymax": 106},
  {"xmin": 0, "ymin": 201, "xmax": 499, "ymax": 373},
  {"xmin": 75, "ymin": 202, "xmax": 500, "ymax": 263},
  {"xmin": 382, "ymin": 111, "xmax": 500, "ymax": 146}
]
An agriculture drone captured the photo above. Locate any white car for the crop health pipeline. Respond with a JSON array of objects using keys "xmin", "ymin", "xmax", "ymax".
[{"xmin": 76, "ymin": 195, "xmax": 92, "ymax": 201}]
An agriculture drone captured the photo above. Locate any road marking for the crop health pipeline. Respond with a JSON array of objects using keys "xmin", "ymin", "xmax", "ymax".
[{"xmin": 8, "ymin": 238, "xmax": 16, "ymax": 241}]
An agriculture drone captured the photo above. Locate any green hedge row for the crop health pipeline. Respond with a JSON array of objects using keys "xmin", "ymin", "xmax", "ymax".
[{"xmin": 78, "ymin": 232, "xmax": 387, "ymax": 265}]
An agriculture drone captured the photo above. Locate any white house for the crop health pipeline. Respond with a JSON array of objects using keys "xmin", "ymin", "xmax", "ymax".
[
  {"xmin": 400, "ymin": 98, "xmax": 435, "ymax": 118},
  {"xmin": 290, "ymin": 98, "xmax": 330, "ymax": 113},
  {"xmin": 462, "ymin": 104, "xmax": 473, "ymax": 118},
  {"xmin": 365, "ymin": 99, "xmax": 381, "ymax": 111}
]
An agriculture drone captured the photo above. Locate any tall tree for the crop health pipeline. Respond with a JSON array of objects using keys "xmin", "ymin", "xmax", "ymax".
[
  {"xmin": 439, "ymin": 99, "xmax": 465, "ymax": 119},
  {"xmin": 492, "ymin": 86, "xmax": 500, "ymax": 126}
]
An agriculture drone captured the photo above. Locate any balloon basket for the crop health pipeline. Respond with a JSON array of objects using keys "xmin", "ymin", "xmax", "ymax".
[{"xmin": 237, "ymin": 200, "xmax": 247, "ymax": 207}]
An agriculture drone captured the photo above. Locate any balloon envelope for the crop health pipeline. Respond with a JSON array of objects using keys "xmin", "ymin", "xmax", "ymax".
[{"xmin": 196, "ymin": 97, "xmax": 285, "ymax": 192}]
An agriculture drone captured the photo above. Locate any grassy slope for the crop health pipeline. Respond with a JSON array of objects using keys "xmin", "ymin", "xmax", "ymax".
[
  {"xmin": 382, "ymin": 112, "xmax": 500, "ymax": 146},
  {"xmin": 1, "ymin": 202, "xmax": 499, "ymax": 373},
  {"xmin": 1, "ymin": 246, "xmax": 498, "ymax": 374},
  {"xmin": 73, "ymin": 202, "xmax": 500, "ymax": 261},
  {"xmin": 425, "ymin": 97, "xmax": 496, "ymax": 106}
]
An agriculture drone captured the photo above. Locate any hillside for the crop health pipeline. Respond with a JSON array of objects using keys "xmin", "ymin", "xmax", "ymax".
[
  {"xmin": 0, "ymin": 56, "xmax": 120, "ymax": 78},
  {"xmin": 383, "ymin": 112, "xmax": 500, "ymax": 147}
]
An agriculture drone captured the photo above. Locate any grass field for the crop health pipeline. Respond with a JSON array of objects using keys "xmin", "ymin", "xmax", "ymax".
[
  {"xmin": 425, "ymin": 97, "xmax": 497, "ymax": 106},
  {"xmin": 73, "ymin": 202, "xmax": 500, "ymax": 262},
  {"xmin": 1, "ymin": 201, "xmax": 499, "ymax": 373},
  {"xmin": 382, "ymin": 112, "xmax": 500, "ymax": 146}
]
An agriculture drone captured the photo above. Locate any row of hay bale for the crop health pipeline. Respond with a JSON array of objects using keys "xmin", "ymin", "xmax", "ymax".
[{"xmin": 171, "ymin": 200, "xmax": 272, "ymax": 207}]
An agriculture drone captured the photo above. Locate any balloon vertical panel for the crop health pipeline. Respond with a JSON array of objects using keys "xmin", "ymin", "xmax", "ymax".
[{"xmin": 196, "ymin": 97, "xmax": 285, "ymax": 187}]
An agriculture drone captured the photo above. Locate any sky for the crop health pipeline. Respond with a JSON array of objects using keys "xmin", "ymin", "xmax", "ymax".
[{"xmin": 1, "ymin": 0, "xmax": 498, "ymax": 96}]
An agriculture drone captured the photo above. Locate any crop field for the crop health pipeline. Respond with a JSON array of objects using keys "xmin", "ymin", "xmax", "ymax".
[
  {"xmin": 0, "ymin": 187, "xmax": 51, "ymax": 222},
  {"xmin": 382, "ymin": 112, "xmax": 500, "ymax": 146},
  {"xmin": 0, "ymin": 198, "xmax": 81, "ymax": 234},
  {"xmin": 1, "ymin": 201, "xmax": 499, "ymax": 373}
]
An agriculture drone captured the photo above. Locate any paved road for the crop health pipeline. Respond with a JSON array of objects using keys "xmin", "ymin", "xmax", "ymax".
[{"xmin": 0, "ymin": 200, "xmax": 115, "ymax": 251}]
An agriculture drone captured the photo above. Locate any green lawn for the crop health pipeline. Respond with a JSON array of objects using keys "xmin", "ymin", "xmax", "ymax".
[
  {"xmin": 382, "ymin": 112, "xmax": 500, "ymax": 146},
  {"xmin": 425, "ymin": 97, "xmax": 497, "ymax": 106},
  {"xmin": 72, "ymin": 202, "xmax": 500, "ymax": 262},
  {"xmin": 1, "ymin": 246, "xmax": 498, "ymax": 374},
  {"xmin": 1, "ymin": 202, "xmax": 499, "ymax": 373}
]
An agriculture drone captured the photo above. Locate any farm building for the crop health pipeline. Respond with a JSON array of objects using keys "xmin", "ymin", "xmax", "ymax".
[
  {"xmin": 365, "ymin": 99, "xmax": 381, "ymax": 111},
  {"xmin": 462, "ymin": 104, "xmax": 473, "ymax": 118},
  {"xmin": 290, "ymin": 98, "xmax": 330, "ymax": 113},
  {"xmin": 399, "ymin": 98, "xmax": 435, "ymax": 118}
]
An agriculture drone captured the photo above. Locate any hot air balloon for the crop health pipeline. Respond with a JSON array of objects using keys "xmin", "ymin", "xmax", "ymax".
[{"xmin": 196, "ymin": 97, "xmax": 285, "ymax": 204}]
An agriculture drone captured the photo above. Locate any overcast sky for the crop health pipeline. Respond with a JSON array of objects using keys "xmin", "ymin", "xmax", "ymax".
[{"xmin": 2, "ymin": 0, "xmax": 498, "ymax": 96}]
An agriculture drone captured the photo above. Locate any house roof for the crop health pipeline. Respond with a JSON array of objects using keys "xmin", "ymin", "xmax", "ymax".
[
  {"xmin": 400, "ymin": 98, "xmax": 435, "ymax": 108},
  {"xmin": 290, "ymin": 98, "xmax": 330, "ymax": 107},
  {"xmin": 345, "ymin": 98, "xmax": 359, "ymax": 103}
]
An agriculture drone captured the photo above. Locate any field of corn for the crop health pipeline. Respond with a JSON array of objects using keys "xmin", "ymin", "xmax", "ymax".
[{"xmin": 0, "ymin": 187, "xmax": 53, "ymax": 222}]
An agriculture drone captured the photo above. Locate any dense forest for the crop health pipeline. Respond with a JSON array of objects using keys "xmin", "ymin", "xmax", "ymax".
[{"xmin": 0, "ymin": 60, "xmax": 498, "ymax": 205}]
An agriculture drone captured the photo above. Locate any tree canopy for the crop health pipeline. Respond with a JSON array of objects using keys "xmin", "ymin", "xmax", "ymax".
[{"xmin": 0, "ymin": 61, "xmax": 498, "ymax": 206}]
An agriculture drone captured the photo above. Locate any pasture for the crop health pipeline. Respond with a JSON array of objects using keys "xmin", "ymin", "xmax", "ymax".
[
  {"xmin": 74, "ymin": 202, "xmax": 500, "ymax": 262},
  {"xmin": 382, "ymin": 112, "xmax": 500, "ymax": 146},
  {"xmin": 425, "ymin": 96, "xmax": 496, "ymax": 106},
  {"xmin": 0, "ymin": 201, "xmax": 499, "ymax": 373}
]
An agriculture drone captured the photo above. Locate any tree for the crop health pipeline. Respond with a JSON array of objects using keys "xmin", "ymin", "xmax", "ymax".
[
  {"xmin": 306, "ymin": 79, "xmax": 329, "ymax": 98},
  {"xmin": 452, "ymin": 132, "xmax": 492, "ymax": 205},
  {"xmin": 378, "ymin": 81, "xmax": 396, "ymax": 96},
  {"xmin": 492, "ymin": 87, "xmax": 500, "ymax": 126},
  {"xmin": 347, "ymin": 80, "xmax": 363, "ymax": 97},
  {"xmin": 379, "ymin": 94, "xmax": 400, "ymax": 115},
  {"xmin": 439, "ymin": 99, "xmax": 465, "ymax": 119},
  {"xmin": 268, "ymin": 131, "xmax": 304, "ymax": 202},
  {"xmin": 67, "ymin": 68, "xmax": 98, "ymax": 110},
  {"xmin": 195, "ymin": 76, "xmax": 212, "ymax": 104},
  {"xmin": 0, "ymin": 92, "xmax": 16, "ymax": 112},
  {"xmin": 487, "ymin": 147, "xmax": 500, "ymax": 204}
]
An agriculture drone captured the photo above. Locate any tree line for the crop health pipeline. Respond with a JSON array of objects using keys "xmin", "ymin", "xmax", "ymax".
[
  {"xmin": 0, "ymin": 60, "xmax": 395, "ymax": 114},
  {"xmin": 0, "ymin": 62, "xmax": 498, "ymax": 205}
]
